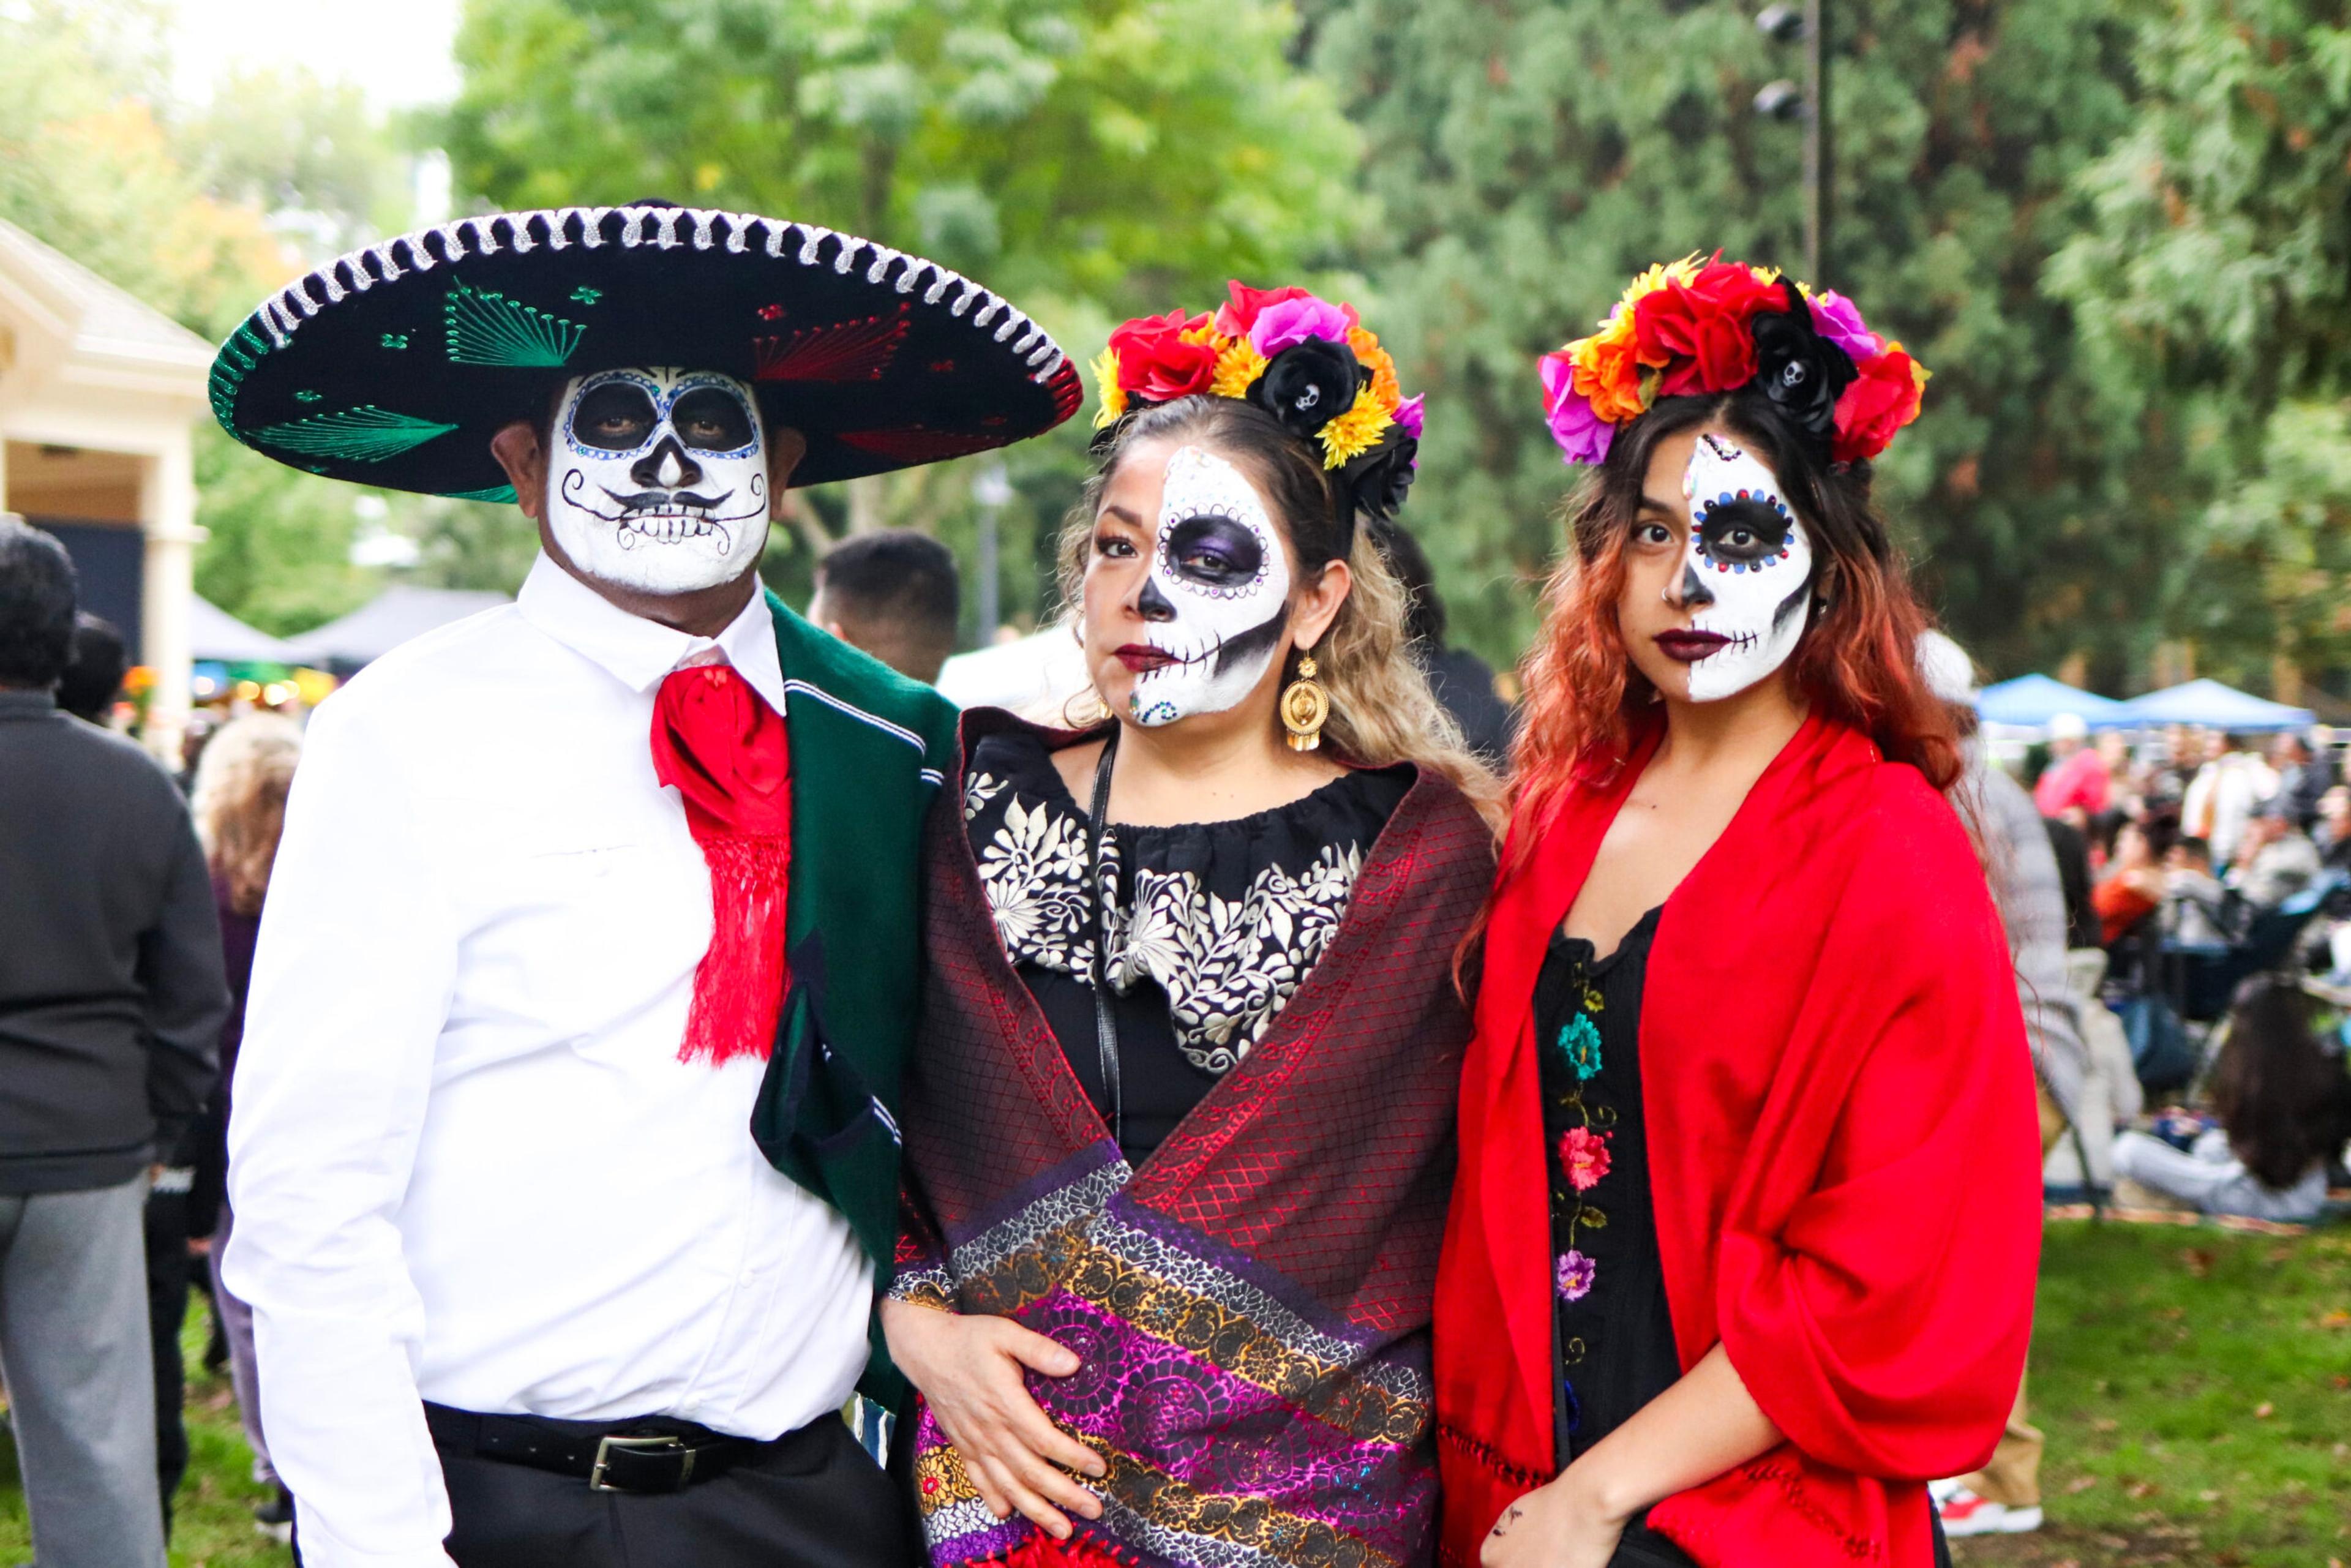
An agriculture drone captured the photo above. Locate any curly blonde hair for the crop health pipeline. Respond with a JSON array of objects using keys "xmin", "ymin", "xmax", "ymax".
[
  {"xmin": 190, "ymin": 713, "xmax": 304, "ymax": 918},
  {"xmin": 1056, "ymin": 397, "xmax": 1502, "ymax": 830}
]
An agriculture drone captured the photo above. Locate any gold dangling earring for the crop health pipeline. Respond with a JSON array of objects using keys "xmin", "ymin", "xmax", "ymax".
[{"xmin": 1280, "ymin": 653, "xmax": 1331, "ymax": 752}]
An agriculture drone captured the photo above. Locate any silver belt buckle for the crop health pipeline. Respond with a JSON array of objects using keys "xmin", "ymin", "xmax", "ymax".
[{"xmin": 590, "ymin": 1433, "xmax": 693, "ymax": 1492}]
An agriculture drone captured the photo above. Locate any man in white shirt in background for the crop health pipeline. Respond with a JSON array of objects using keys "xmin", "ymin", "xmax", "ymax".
[{"xmin": 209, "ymin": 202, "xmax": 1078, "ymax": 1567}]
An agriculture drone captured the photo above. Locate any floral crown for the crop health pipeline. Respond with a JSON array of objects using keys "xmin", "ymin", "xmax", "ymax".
[
  {"xmin": 1090, "ymin": 282, "xmax": 1424, "ymax": 550},
  {"xmin": 1539, "ymin": 253, "xmax": 1929, "ymax": 470}
]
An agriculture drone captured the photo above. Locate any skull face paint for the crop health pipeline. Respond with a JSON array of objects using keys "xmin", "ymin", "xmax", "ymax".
[
  {"xmin": 547, "ymin": 367, "xmax": 770, "ymax": 595},
  {"xmin": 1123, "ymin": 445, "xmax": 1293, "ymax": 726},
  {"xmin": 1673, "ymin": 433, "xmax": 1815, "ymax": 702}
]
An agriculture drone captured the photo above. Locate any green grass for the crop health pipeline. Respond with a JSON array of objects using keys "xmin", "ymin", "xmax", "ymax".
[
  {"xmin": 1954, "ymin": 1220, "xmax": 2351, "ymax": 1568},
  {"xmin": 2, "ymin": 1221, "xmax": 2344, "ymax": 1567}
]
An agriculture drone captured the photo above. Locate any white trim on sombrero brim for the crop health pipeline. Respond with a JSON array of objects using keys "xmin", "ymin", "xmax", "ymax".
[{"xmin": 214, "ymin": 204, "xmax": 1069, "ymax": 435}]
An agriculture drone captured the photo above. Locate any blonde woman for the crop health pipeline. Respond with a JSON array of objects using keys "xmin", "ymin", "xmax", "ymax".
[
  {"xmin": 881, "ymin": 283, "xmax": 1496, "ymax": 1568},
  {"xmin": 189, "ymin": 713, "xmax": 302, "ymax": 1538}
]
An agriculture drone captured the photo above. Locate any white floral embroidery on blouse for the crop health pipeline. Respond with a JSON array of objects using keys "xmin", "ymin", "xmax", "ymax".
[{"xmin": 964, "ymin": 770, "xmax": 1366, "ymax": 1073}]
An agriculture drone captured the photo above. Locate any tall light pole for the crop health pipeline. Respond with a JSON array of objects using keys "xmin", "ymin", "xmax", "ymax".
[
  {"xmin": 1754, "ymin": 1, "xmax": 1831, "ymax": 285},
  {"xmin": 970, "ymin": 462, "xmax": 1013, "ymax": 647}
]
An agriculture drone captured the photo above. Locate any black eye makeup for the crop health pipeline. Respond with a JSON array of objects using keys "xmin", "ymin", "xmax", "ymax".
[
  {"xmin": 571, "ymin": 382, "xmax": 658, "ymax": 451},
  {"xmin": 1693, "ymin": 496, "xmax": 1793, "ymax": 566},
  {"xmin": 671, "ymin": 386, "xmax": 756, "ymax": 453},
  {"xmin": 1163, "ymin": 514, "xmax": 1264, "ymax": 590}
]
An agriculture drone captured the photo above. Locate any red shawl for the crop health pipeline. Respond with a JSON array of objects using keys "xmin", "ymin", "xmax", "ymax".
[{"xmin": 1433, "ymin": 715, "xmax": 2041, "ymax": 1568}]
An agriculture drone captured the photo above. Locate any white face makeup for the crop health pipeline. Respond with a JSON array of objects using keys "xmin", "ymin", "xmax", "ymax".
[
  {"xmin": 1674, "ymin": 432, "xmax": 1815, "ymax": 702},
  {"xmin": 548, "ymin": 367, "xmax": 770, "ymax": 595},
  {"xmin": 1123, "ymin": 445, "xmax": 1293, "ymax": 727}
]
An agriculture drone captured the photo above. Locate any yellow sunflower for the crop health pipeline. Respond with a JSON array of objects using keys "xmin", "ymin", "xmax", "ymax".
[
  {"xmin": 1211, "ymin": 337, "xmax": 1267, "ymax": 399},
  {"xmin": 1091, "ymin": 345, "xmax": 1126, "ymax": 430},
  {"xmin": 1318, "ymin": 385, "xmax": 1395, "ymax": 468}
]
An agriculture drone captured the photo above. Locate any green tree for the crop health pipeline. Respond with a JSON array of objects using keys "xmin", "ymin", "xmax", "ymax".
[
  {"xmin": 2046, "ymin": 0, "xmax": 2351, "ymax": 699},
  {"xmin": 443, "ymin": 0, "xmax": 1362, "ymax": 637},
  {"xmin": 1313, "ymin": 0, "xmax": 2154, "ymax": 682}
]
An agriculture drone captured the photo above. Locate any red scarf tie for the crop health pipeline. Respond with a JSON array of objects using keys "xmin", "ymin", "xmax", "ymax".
[{"xmin": 650, "ymin": 659, "xmax": 792, "ymax": 1067}]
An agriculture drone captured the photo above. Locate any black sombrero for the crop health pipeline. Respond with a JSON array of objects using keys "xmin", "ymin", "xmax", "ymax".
[{"xmin": 209, "ymin": 203, "xmax": 1084, "ymax": 501}]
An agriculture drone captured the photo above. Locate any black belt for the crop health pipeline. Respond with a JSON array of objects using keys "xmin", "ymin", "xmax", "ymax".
[{"xmin": 422, "ymin": 1402, "xmax": 773, "ymax": 1495}]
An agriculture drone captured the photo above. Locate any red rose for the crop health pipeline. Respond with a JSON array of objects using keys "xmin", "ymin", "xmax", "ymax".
[
  {"xmin": 1213, "ymin": 282, "xmax": 1314, "ymax": 339},
  {"xmin": 1633, "ymin": 261, "xmax": 1782, "ymax": 396},
  {"xmin": 1108, "ymin": 308, "xmax": 1218, "ymax": 403},
  {"xmin": 1832, "ymin": 346, "xmax": 1925, "ymax": 463}
]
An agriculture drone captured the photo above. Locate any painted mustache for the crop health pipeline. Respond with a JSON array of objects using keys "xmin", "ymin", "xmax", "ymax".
[{"xmin": 600, "ymin": 487, "xmax": 729, "ymax": 512}]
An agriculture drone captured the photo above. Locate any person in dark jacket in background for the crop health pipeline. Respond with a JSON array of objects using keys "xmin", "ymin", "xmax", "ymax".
[
  {"xmin": 0, "ymin": 515, "xmax": 227, "ymax": 1568},
  {"xmin": 54, "ymin": 602, "xmax": 209, "ymax": 1536},
  {"xmin": 1371, "ymin": 516, "xmax": 1518, "ymax": 767}
]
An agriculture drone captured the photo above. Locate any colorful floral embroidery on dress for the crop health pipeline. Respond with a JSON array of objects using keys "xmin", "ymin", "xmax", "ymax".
[
  {"xmin": 1559, "ymin": 1126, "xmax": 1611, "ymax": 1191},
  {"xmin": 1545, "ymin": 934, "xmax": 1625, "ymax": 1438},
  {"xmin": 1558, "ymin": 1012, "xmax": 1603, "ymax": 1079}
]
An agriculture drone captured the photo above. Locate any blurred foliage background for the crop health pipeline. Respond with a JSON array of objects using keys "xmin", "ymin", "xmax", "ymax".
[{"xmin": 2, "ymin": 0, "xmax": 2347, "ymax": 699}]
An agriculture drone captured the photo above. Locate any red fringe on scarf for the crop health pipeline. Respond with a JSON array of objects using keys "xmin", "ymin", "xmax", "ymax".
[{"xmin": 650, "ymin": 661, "xmax": 793, "ymax": 1068}]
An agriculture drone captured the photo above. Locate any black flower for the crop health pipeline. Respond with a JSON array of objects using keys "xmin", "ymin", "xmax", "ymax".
[
  {"xmin": 1250, "ymin": 338, "xmax": 1363, "ymax": 441},
  {"xmin": 1749, "ymin": 279, "xmax": 1856, "ymax": 445},
  {"xmin": 1343, "ymin": 430, "xmax": 1419, "ymax": 524}
]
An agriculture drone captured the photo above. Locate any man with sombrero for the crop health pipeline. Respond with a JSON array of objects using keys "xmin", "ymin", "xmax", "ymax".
[{"xmin": 214, "ymin": 203, "xmax": 1079, "ymax": 1567}]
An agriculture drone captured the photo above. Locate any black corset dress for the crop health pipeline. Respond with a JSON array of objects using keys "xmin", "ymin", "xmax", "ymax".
[{"xmin": 961, "ymin": 726, "xmax": 1409, "ymax": 1165}]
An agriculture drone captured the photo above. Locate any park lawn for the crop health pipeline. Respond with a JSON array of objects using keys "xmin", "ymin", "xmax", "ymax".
[
  {"xmin": 1954, "ymin": 1219, "xmax": 2351, "ymax": 1568},
  {"xmin": 1, "ymin": 1220, "xmax": 2343, "ymax": 1567}
]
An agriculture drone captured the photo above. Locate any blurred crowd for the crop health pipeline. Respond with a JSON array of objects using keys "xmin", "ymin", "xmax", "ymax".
[{"xmin": 2017, "ymin": 713, "xmax": 2351, "ymax": 1232}]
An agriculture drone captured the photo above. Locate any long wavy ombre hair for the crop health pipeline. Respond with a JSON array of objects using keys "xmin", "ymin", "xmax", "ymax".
[
  {"xmin": 1510, "ymin": 390, "xmax": 1962, "ymax": 867},
  {"xmin": 190, "ymin": 712, "xmax": 304, "ymax": 917},
  {"xmin": 1057, "ymin": 395, "xmax": 1502, "ymax": 828}
]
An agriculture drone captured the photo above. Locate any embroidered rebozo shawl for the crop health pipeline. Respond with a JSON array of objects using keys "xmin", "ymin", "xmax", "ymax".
[{"xmin": 894, "ymin": 712, "xmax": 1496, "ymax": 1568}]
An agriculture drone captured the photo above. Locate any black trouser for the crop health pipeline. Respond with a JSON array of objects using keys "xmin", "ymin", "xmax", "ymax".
[
  {"xmin": 141, "ymin": 1170, "xmax": 192, "ymax": 1538},
  {"xmin": 426, "ymin": 1406, "xmax": 920, "ymax": 1568}
]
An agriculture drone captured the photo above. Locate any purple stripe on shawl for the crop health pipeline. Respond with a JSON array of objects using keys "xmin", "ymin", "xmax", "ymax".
[{"xmin": 1008, "ymin": 1289, "xmax": 1432, "ymax": 1559}]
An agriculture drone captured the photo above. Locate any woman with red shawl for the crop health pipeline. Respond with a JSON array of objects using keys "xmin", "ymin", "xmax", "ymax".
[{"xmin": 1434, "ymin": 259, "xmax": 2042, "ymax": 1568}]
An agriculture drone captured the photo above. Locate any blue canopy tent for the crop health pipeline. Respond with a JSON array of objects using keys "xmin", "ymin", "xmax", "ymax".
[
  {"xmin": 1974, "ymin": 673, "xmax": 2131, "ymax": 729},
  {"xmin": 2113, "ymin": 678, "xmax": 2314, "ymax": 733}
]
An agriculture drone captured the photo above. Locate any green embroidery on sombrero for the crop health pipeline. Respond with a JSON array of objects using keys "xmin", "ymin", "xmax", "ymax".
[
  {"xmin": 208, "ymin": 320, "xmax": 279, "ymax": 435},
  {"xmin": 443, "ymin": 281, "xmax": 584, "ymax": 367},
  {"xmin": 442, "ymin": 484, "xmax": 518, "ymax": 505},
  {"xmin": 253, "ymin": 406, "xmax": 460, "ymax": 463}
]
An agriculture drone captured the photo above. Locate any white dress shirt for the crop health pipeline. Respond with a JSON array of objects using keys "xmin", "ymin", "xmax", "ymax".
[{"xmin": 225, "ymin": 555, "xmax": 873, "ymax": 1568}]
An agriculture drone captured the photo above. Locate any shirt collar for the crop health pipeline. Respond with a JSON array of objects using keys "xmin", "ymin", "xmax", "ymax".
[
  {"xmin": 515, "ymin": 553, "xmax": 787, "ymax": 717},
  {"xmin": 0, "ymin": 688, "xmax": 57, "ymax": 721}
]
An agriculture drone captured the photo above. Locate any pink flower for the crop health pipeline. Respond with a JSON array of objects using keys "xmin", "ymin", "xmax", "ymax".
[
  {"xmin": 1806, "ymin": 290, "xmax": 1881, "ymax": 365},
  {"xmin": 1213, "ymin": 281, "xmax": 1313, "ymax": 339},
  {"xmin": 1395, "ymin": 394, "xmax": 1425, "ymax": 440},
  {"xmin": 1540, "ymin": 353, "xmax": 1615, "ymax": 467},
  {"xmin": 1559, "ymin": 1126, "xmax": 1611, "ymax": 1191},
  {"xmin": 1250, "ymin": 296, "xmax": 1355, "ymax": 357},
  {"xmin": 1556, "ymin": 1250, "xmax": 1597, "ymax": 1302}
]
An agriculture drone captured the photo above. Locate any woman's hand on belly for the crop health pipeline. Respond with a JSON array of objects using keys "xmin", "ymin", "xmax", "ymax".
[{"xmin": 880, "ymin": 1296, "xmax": 1106, "ymax": 1539}]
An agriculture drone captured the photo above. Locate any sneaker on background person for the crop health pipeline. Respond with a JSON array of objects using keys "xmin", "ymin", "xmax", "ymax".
[{"xmin": 1933, "ymin": 1479, "xmax": 2044, "ymax": 1537}]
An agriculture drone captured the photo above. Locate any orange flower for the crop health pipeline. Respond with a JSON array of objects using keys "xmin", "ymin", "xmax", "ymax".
[
  {"xmin": 1567, "ymin": 307, "xmax": 1649, "ymax": 424},
  {"xmin": 1347, "ymin": 326, "xmax": 1403, "ymax": 409}
]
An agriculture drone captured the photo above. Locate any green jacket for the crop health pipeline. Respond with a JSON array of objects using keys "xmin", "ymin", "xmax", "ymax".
[{"xmin": 746, "ymin": 592, "xmax": 956, "ymax": 1403}]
